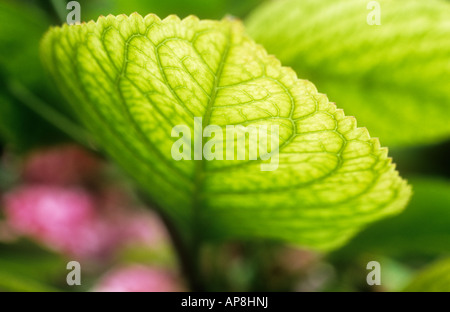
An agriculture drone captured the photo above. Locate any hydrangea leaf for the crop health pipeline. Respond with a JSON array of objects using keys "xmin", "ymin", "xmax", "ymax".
[
  {"xmin": 246, "ymin": 0, "xmax": 450, "ymax": 147},
  {"xmin": 41, "ymin": 14, "xmax": 410, "ymax": 250},
  {"xmin": 404, "ymin": 258, "xmax": 450, "ymax": 292}
]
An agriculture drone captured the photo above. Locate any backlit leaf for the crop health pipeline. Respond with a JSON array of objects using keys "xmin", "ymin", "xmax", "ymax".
[{"xmin": 41, "ymin": 14, "xmax": 410, "ymax": 250}]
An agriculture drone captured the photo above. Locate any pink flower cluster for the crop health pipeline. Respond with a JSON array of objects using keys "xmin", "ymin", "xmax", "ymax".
[
  {"xmin": 22, "ymin": 144, "xmax": 101, "ymax": 185},
  {"xmin": 1, "ymin": 145, "xmax": 170, "ymax": 260},
  {"xmin": 5, "ymin": 186, "xmax": 118, "ymax": 258}
]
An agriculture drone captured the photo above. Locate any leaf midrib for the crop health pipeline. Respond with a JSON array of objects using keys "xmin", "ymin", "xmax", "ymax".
[{"xmin": 191, "ymin": 26, "xmax": 232, "ymax": 232}]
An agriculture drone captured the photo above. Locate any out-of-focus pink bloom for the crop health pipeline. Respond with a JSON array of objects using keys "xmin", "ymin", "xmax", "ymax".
[
  {"xmin": 2, "ymin": 185, "xmax": 172, "ymax": 260},
  {"xmin": 276, "ymin": 248, "xmax": 318, "ymax": 274},
  {"xmin": 2, "ymin": 185, "xmax": 118, "ymax": 259},
  {"xmin": 93, "ymin": 265, "xmax": 183, "ymax": 292},
  {"xmin": 106, "ymin": 210, "xmax": 170, "ymax": 248},
  {"xmin": 22, "ymin": 145, "xmax": 101, "ymax": 185},
  {"xmin": 97, "ymin": 186, "xmax": 171, "ymax": 247},
  {"xmin": 122, "ymin": 212, "xmax": 169, "ymax": 246}
]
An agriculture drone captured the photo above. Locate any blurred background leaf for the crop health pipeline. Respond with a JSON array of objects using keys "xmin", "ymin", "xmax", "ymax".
[
  {"xmin": 246, "ymin": 0, "xmax": 450, "ymax": 147},
  {"xmin": 0, "ymin": 241, "xmax": 65, "ymax": 292},
  {"xmin": 332, "ymin": 177, "xmax": 450, "ymax": 257},
  {"xmin": 403, "ymin": 258, "xmax": 450, "ymax": 292}
]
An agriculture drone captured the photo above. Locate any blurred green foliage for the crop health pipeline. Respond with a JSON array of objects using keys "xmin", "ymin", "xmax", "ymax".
[
  {"xmin": 334, "ymin": 177, "xmax": 450, "ymax": 257},
  {"xmin": 0, "ymin": 241, "xmax": 66, "ymax": 291},
  {"xmin": 403, "ymin": 258, "xmax": 450, "ymax": 292},
  {"xmin": 76, "ymin": 0, "xmax": 262, "ymax": 21},
  {"xmin": 0, "ymin": 0, "xmax": 74, "ymax": 151}
]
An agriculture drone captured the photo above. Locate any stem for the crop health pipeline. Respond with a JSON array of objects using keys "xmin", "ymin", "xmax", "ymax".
[
  {"xmin": 138, "ymin": 192, "xmax": 205, "ymax": 291},
  {"xmin": 160, "ymin": 211, "xmax": 205, "ymax": 291},
  {"xmin": 7, "ymin": 80, "xmax": 91, "ymax": 148}
]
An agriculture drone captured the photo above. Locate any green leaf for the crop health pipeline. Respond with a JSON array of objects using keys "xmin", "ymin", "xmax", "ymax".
[
  {"xmin": 246, "ymin": 0, "xmax": 450, "ymax": 147},
  {"xmin": 0, "ymin": 242, "xmax": 65, "ymax": 292},
  {"xmin": 0, "ymin": 270, "xmax": 59, "ymax": 292},
  {"xmin": 403, "ymin": 258, "xmax": 450, "ymax": 292},
  {"xmin": 332, "ymin": 177, "xmax": 450, "ymax": 258},
  {"xmin": 41, "ymin": 14, "xmax": 410, "ymax": 250}
]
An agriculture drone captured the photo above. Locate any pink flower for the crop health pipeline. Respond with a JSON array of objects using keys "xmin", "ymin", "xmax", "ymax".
[
  {"xmin": 96, "ymin": 186, "xmax": 171, "ymax": 247},
  {"xmin": 22, "ymin": 145, "xmax": 101, "ymax": 185},
  {"xmin": 2, "ymin": 185, "xmax": 118, "ymax": 259},
  {"xmin": 102, "ymin": 209, "xmax": 170, "ymax": 248},
  {"xmin": 2, "ymin": 185, "xmax": 173, "ymax": 260},
  {"xmin": 93, "ymin": 265, "xmax": 183, "ymax": 292}
]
